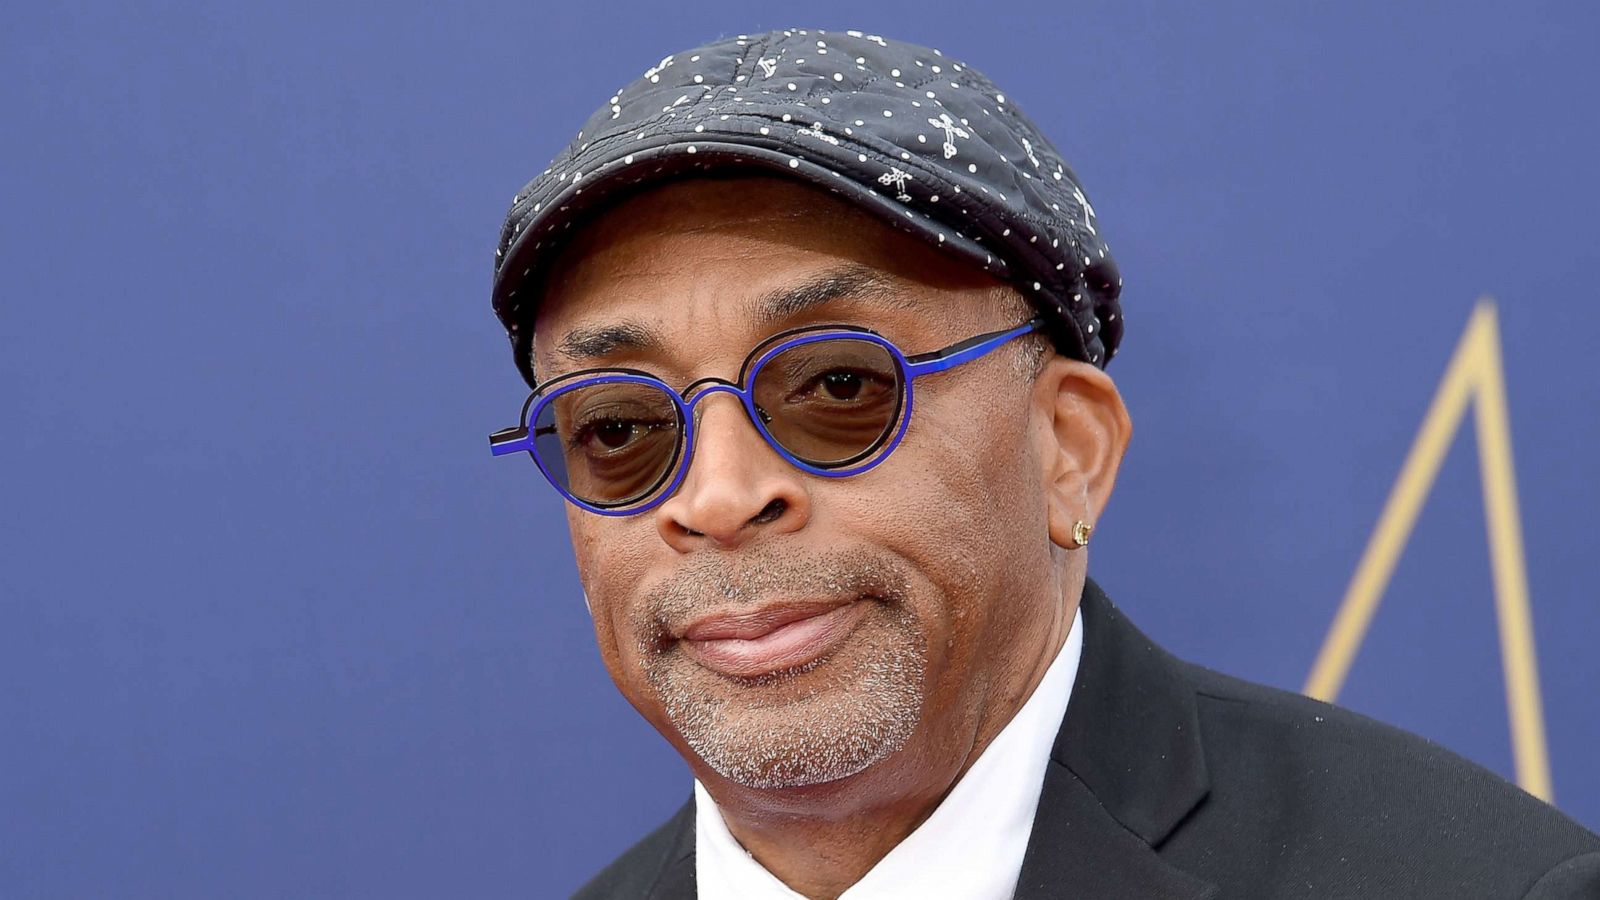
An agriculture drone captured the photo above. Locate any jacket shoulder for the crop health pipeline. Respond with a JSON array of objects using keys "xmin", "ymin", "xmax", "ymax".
[
  {"xmin": 571, "ymin": 800, "xmax": 694, "ymax": 900},
  {"xmin": 1172, "ymin": 660, "xmax": 1600, "ymax": 894}
]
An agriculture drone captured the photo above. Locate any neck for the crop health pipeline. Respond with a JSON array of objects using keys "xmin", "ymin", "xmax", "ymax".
[{"xmin": 702, "ymin": 569, "xmax": 1083, "ymax": 898}]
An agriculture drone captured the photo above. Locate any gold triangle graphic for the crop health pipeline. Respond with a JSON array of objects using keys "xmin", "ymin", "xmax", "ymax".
[{"xmin": 1304, "ymin": 298, "xmax": 1553, "ymax": 802}]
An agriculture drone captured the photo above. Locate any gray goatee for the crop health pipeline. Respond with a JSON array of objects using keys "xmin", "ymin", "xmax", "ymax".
[{"xmin": 638, "ymin": 549, "xmax": 927, "ymax": 789}]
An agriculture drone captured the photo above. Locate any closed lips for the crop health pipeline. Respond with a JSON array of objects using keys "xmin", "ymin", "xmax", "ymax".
[{"xmin": 679, "ymin": 600, "xmax": 871, "ymax": 678}]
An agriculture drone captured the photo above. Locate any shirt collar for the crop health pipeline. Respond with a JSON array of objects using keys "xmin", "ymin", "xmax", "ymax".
[{"xmin": 695, "ymin": 605, "xmax": 1085, "ymax": 900}]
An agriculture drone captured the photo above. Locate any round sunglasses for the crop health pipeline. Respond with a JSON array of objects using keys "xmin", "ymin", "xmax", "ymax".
[{"xmin": 488, "ymin": 316, "xmax": 1045, "ymax": 515}]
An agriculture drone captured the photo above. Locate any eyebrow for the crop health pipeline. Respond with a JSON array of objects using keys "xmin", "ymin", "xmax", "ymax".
[
  {"xmin": 557, "ymin": 320, "xmax": 660, "ymax": 360},
  {"xmin": 552, "ymin": 264, "xmax": 915, "ymax": 363}
]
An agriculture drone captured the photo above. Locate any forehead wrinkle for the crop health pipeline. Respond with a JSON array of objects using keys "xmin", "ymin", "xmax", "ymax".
[
  {"xmin": 749, "ymin": 264, "xmax": 919, "ymax": 325},
  {"xmin": 551, "ymin": 263, "xmax": 917, "ymax": 361}
]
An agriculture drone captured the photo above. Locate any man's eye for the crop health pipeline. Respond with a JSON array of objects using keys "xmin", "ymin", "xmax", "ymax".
[
  {"xmin": 804, "ymin": 369, "xmax": 888, "ymax": 402},
  {"xmin": 821, "ymin": 371, "xmax": 864, "ymax": 400},
  {"xmin": 594, "ymin": 420, "xmax": 636, "ymax": 449},
  {"xmin": 573, "ymin": 418, "xmax": 657, "ymax": 452}
]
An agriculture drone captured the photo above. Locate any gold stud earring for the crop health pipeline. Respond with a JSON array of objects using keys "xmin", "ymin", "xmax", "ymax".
[{"xmin": 1071, "ymin": 520, "xmax": 1094, "ymax": 548}]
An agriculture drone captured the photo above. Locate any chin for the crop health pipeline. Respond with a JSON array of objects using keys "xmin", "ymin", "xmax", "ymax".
[{"xmin": 648, "ymin": 599, "xmax": 929, "ymax": 791}]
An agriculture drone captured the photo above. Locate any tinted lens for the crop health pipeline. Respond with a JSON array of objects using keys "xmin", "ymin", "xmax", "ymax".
[
  {"xmin": 752, "ymin": 336, "xmax": 904, "ymax": 466},
  {"xmin": 532, "ymin": 380, "xmax": 683, "ymax": 507}
]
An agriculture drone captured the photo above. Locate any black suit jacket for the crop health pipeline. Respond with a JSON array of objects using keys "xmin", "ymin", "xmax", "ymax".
[{"xmin": 574, "ymin": 579, "xmax": 1600, "ymax": 898}]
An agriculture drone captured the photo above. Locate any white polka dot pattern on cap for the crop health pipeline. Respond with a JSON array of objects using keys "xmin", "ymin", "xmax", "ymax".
[{"xmin": 491, "ymin": 28, "xmax": 1122, "ymax": 390}]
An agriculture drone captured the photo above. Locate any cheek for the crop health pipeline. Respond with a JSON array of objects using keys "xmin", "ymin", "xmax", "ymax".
[
  {"xmin": 565, "ymin": 512, "xmax": 658, "ymax": 694},
  {"xmin": 901, "ymin": 379, "xmax": 1044, "ymax": 549},
  {"xmin": 828, "ymin": 384, "xmax": 1051, "ymax": 656}
]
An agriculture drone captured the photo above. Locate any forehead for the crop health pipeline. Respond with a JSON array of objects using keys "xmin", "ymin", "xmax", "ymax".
[
  {"xmin": 531, "ymin": 174, "xmax": 1004, "ymax": 363},
  {"xmin": 545, "ymin": 174, "xmax": 981, "ymax": 289}
]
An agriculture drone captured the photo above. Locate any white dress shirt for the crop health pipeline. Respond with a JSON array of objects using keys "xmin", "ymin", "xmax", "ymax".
[{"xmin": 695, "ymin": 606, "xmax": 1085, "ymax": 899}]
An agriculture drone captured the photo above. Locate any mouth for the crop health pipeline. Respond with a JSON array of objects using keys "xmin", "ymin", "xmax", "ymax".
[{"xmin": 676, "ymin": 598, "xmax": 872, "ymax": 679}]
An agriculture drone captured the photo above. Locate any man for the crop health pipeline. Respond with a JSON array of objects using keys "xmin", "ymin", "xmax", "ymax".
[{"xmin": 486, "ymin": 29, "xmax": 1600, "ymax": 899}]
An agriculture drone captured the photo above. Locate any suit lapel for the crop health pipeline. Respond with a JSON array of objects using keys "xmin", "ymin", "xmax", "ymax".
[
  {"xmin": 1014, "ymin": 763, "xmax": 1214, "ymax": 899},
  {"xmin": 1014, "ymin": 578, "xmax": 1216, "ymax": 899}
]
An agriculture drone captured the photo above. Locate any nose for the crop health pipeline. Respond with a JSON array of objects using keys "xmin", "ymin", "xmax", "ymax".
[{"xmin": 655, "ymin": 389, "xmax": 811, "ymax": 551}]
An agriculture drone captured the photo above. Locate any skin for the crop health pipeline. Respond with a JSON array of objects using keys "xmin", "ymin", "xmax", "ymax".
[{"xmin": 532, "ymin": 173, "xmax": 1132, "ymax": 898}]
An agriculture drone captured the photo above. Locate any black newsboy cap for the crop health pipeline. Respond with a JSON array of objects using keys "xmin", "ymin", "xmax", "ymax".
[{"xmin": 492, "ymin": 27, "xmax": 1123, "ymax": 389}]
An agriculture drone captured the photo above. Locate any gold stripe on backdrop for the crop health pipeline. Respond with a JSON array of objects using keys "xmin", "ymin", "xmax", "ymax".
[{"xmin": 1304, "ymin": 298, "xmax": 1553, "ymax": 802}]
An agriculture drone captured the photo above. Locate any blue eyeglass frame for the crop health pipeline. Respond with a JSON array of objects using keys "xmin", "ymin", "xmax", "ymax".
[{"xmin": 488, "ymin": 316, "xmax": 1046, "ymax": 516}]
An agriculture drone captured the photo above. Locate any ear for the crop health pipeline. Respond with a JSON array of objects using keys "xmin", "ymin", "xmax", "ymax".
[{"xmin": 1030, "ymin": 358, "xmax": 1133, "ymax": 550}]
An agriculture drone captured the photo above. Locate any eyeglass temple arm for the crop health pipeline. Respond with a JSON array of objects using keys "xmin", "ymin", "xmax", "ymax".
[
  {"xmin": 489, "ymin": 426, "xmax": 531, "ymax": 455},
  {"xmin": 489, "ymin": 392, "xmax": 549, "ymax": 455},
  {"xmin": 903, "ymin": 317, "xmax": 1045, "ymax": 377}
]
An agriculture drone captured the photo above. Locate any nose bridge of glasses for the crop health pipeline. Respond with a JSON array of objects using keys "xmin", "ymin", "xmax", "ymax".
[
  {"xmin": 684, "ymin": 379, "xmax": 775, "ymax": 435},
  {"xmin": 682, "ymin": 378, "xmax": 753, "ymax": 419},
  {"xmin": 681, "ymin": 376, "xmax": 741, "ymax": 403}
]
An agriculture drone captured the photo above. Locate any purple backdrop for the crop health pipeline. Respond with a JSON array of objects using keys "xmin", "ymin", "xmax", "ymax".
[{"xmin": 3, "ymin": 2, "xmax": 1596, "ymax": 896}]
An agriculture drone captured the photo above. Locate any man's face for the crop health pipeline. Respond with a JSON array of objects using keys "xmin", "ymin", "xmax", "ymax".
[{"xmin": 532, "ymin": 175, "xmax": 1071, "ymax": 792}]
